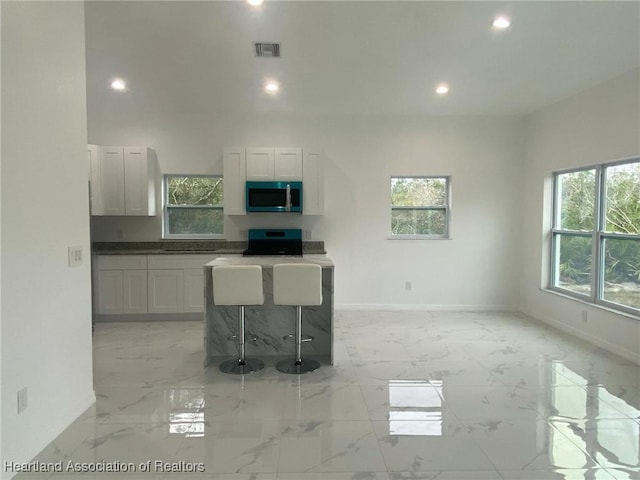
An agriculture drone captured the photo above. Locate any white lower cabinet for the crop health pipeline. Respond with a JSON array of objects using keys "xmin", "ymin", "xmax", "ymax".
[
  {"xmin": 96, "ymin": 255, "xmax": 147, "ymax": 315},
  {"xmin": 96, "ymin": 254, "xmax": 214, "ymax": 317},
  {"xmin": 147, "ymin": 254, "xmax": 215, "ymax": 314},
  {"xmin": 184, "ymin": 268, "xmax": 206, "ymax": 313},
  {"xmin": 147, "ymin": 269, "xmax": 185, "ymax": 314},
  {"xmin": 123, "ymin": 270, "xmax": 148, "ymax": 313}
]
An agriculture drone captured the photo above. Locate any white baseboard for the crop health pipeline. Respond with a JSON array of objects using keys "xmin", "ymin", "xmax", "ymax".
[
  {"xmin": 522, "ymin": 307, "xmax": 640, "ymax": 365},
  {"xmin": 335, "ymin": 303, "xmax": 518, "ymax": 312}
]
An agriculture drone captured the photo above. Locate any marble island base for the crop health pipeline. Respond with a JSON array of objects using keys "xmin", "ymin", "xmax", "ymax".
[{"xmin": 204, "ymin": 255, "xmax": 334, "ymax": 367}]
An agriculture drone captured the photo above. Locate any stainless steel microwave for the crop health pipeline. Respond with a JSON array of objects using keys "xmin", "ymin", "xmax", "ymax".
[{"xmin": 245, "ymin": 181, "xmax": 303, "ymax": 213}]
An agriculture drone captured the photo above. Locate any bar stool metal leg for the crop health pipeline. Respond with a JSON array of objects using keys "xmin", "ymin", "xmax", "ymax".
[
  {"xmin": 276, "ymin": 306, "xmax": 320, "ymax": 374},
  {"xmin": 220, "ymin": 305, "xmax": 265, "ymax": 375}
]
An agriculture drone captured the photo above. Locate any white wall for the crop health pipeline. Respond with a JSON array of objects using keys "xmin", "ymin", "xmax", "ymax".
[
  {"xmin": 89, "ymin": 112, "xmax": 525, "ymax": 309},
  {"xmin": 521, "ymin": 69, "xmax": 640, "ymax": 364},
  {"xmin": 1, "ymin": 2, "xmax": 95, "ymax": 477}
]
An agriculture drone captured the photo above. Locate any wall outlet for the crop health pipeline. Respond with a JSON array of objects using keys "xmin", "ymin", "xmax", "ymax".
[
  {"xmin": 68, "ymin": 246, "xmax": 82, "ymax": 267},
  {"xmin": 405, "ymin": 281, "xmax": 412, "ymax": 291},
  {"xmin": 17, "ymin": 387, "xmax": 28, "ymax": 414},
  {"xmin": 581, "ymin": 311, "xmax": 588, "ymax": 323}
]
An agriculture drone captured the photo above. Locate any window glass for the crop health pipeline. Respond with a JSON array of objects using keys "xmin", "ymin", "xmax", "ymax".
[
  {"xmin": 604, "ymin": 162, "xmax": 640, "ymax": 234},
  {"xmin": 391, "ymin": 177, "xmax": 449, "ymax": 237},
  {"xmin": 554, "ymin": 234, "xmax": 592, "ymax": 297},
  {"xmin": 164, "ymin": 176, "xmax": 223, "ymax": 237},
  {"xmin": 602, "ymin": 237, "xmax": 640, "ymax": 310},
  {"xmin": 391, "ymin": 178, "xmax": 446, "ymax": 206},
  {"xmin": 557, "ymin": 169, "xmax": 596, "ymax": 231}
]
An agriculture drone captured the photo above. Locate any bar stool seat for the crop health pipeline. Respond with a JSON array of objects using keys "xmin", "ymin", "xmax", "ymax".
[
  {"xmin": 273, "ymin": 263, "xmax": 323, "ymax": 374},
  {"xmin": 212, "ymin": 265, "xmax": 265, "ymax": 374}
]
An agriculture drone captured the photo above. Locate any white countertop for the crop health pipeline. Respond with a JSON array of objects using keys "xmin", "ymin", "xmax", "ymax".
[{"xmin": 206, "ymin": 254, "xmax": 334, "ymax": 268}]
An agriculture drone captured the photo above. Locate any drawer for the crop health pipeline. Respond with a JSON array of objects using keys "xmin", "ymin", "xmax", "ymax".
[
  {"xmin": 147, "ymin": 254, "xmax": 218, "ymax": 270},
  {"xmin": 97, "ymin": 255, "xmax": 147, "ymax": 270}
]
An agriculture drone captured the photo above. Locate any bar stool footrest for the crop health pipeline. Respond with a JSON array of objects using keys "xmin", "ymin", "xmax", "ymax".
[{"xmin": 282, "ymin": 334, "xmax": 314, "ymax": 343}]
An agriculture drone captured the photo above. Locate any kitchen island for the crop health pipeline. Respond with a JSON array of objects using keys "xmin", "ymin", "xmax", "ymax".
[{"xmin": 204, "ymin": 255, "xmax": 334, "ymax": 367}]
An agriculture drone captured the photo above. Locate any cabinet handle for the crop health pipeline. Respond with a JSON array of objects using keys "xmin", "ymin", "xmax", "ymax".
[{"xmin": 285, "ymin": 184, "xmax": 291, "ymax": 212}]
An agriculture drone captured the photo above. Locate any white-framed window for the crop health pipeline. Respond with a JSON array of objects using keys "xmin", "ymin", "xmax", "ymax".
[
  {"xmin": 390, "ymin": 176, "xmax": 450, "ymax": 238},
  {"xmin": 550, "ymin": 158, "xmax": 640, "ymax": 315},
  {"xmin": 163, "ymin": 175, "xmax": 224, "ymax": 239}
]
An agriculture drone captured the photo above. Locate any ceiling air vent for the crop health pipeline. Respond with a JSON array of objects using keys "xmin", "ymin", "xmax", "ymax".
[{"xmin": 254, "ymin": 42, "xmax": 281, "ymax": 58}]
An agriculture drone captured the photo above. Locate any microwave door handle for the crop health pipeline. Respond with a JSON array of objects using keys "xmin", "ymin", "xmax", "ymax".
[{"xmin": 285, "ymin": 184, "xmax": 291, "ymax": 211}]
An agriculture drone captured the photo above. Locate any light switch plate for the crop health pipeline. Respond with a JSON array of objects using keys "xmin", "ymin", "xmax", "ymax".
[{"xmin": 68, "ymin": 246, "xmax": 82, "ymax": 267}]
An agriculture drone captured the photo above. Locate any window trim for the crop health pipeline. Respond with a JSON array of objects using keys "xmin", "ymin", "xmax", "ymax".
[
  {"xmin": 162, "ymin": 174, "xmax": 225, "ymax": 240},
  {"xmin": 549, "ymin": 157, "xmax": 640, "ymax": 317},
  {"xmin": 390, "ymin": 175, "xmax": 451, "ymax": 239}
]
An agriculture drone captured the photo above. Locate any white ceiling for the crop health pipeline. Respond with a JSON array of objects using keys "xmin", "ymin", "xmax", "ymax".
[{"xmin": 85, "ymin": 1, "xmax": 640, "ymax": 116}]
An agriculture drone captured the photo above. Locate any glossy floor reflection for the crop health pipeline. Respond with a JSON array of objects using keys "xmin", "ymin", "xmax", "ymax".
[{"xmin": 19, "ymin": 311, "xmax": 640, "ymax": 479}]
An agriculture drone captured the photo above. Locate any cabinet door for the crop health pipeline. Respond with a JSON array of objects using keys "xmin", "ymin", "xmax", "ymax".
[
  {"xmin": 124, "ymin": 147, "xmax": 150, "ymax": 216},
  {"xmin": 100, "ymin": 146, "xmax": 125, "ymax": 215},
  {"xmin": 302, "ymin": 149, "xmax": 324, "ymax": 215},
  {"xmin": 88, "ymin": 144, "xmax": 103, "ymax": 215},
  {"xmin": 148, "ymin": 269, "xmax": 184, "ymax": 314},
  {"xmin": 246, "ymin": 147, "xmax": 275, "ymax": 181},
  {"xmin": 97, "ymin": 270, "xmax": 124, "ymax": 314},
  {"xmin": 274, "ymin": 147, "xmax": 302, "ymax": 181},
  {"xmin": 123, "ymin": 270, "xmax": 148, "ymax": 314},
  {"xmin": 223, "ymin": 148, "xmax": 246, "ymax": 215},
  {"xmin": 184, "ymin": 268, "xmax": 206, "ymax": 313}
]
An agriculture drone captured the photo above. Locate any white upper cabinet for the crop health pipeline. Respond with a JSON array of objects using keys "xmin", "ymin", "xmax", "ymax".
[
  {"xmin": 274, "ymin": 148, "xmax": 303, "ymax": 181},
  {"xmin": 302, "ymin": 149, "xmax": 324, "ymax": 215},
  {"xmin": 246, "ymin": 147, "xmax": 275, "ymax": 181},
  {"xmin": 124, "ymin": 147, "xmax": 156, "ymax": 216},
  {"xmin": 246, "ymin": 147, "xmax": 302, "ymax": 181},
  {"xmin": 100, "ymin": 146, "xmax": 126, "ymax": 215},
  {"xmin": 223, "ymin": 147, "xmax": 246, "ymax": 215},
  {"xmin": 91, "ymin": 145, "xmax": 156, "ymax": 216},
  {"xmin": 88, "ymin": 144, "xmax": 103, "ymax": 215}
]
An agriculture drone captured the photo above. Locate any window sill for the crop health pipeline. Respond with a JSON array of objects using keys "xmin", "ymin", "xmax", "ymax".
[
  {"xmin": 387, "ymin": 235, "xmax": 451, "ymax": 240},
  {"xmin": 540, "ymin": 287, "xmax": 640, "ymax": 321}
]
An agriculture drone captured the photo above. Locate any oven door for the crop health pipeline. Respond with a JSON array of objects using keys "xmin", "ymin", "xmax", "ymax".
[{"xmin": 246, "ymin": 182, "xmax": 302, "ymax": 213}]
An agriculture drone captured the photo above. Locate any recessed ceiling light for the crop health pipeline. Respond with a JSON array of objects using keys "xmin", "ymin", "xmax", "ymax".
[
  {"xmin": 264, "ymin": 80, "xmax": 280, "ymax": 94},
  {"xmin": 492, "ymin": 15, "xmax": 511, "ymax": 29},
  {"xmin": 247, "ymin": 0, "xmax": 264, "ymax": 6},
  {"xmin": 110, "ymin": 78, "xmax": 126, "ymax": 91},
  {"xmin": 435, "ymin": 83, "xmax": 449, "ymax": 95}
]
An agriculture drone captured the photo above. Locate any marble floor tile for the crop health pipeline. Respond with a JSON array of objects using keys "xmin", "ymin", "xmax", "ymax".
[
  {"xmin": 388, "ymin": 472, "xmax": 502, "ymax": 480},
  {"xmin": 495, "ymin": 470, "xmax": 616, "ymax": 479},
  {"xmin": 605, "ymin": 468, "xmax": 640, "ymax": 479},
  {"xmin": 371, "ymin": 419, "xmax": 494, "ymax": 472},
  {"xmin": 17, "ymin": 312, "xmax": 640, "ymax": 479},
  {"xmin": 67, "ymin": 423, "xmax": 184, "ymax": 465},
  {"xmin": 464, "ymin": 418, "xmax": 600, "ymax": 470},
  {"xmin": 278, "ymin": 473, "xmax": 391, "ymax": 480},
  {"xmin": 282, "ymin": 384, "xmax": 370, "ymax": 421},
  {"xmin": 201, "ymin": 382, "xmax": 287, "ymax": 420},
  {"xmin": 173, "ymin": 419, "xmax": 282, "ymax": 474},
  {"xmin": 278, "ymin": 420, "xmax": 387, "ymax": 473}
]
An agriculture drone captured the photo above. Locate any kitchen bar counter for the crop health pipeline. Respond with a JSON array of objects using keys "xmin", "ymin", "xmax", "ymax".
[
  {"xmin": 92, "ymin": 240, "xmax": 326, "ymax": 255},
  {"xmin": 204, "ymin": 255, "xmax": 334, "ymax": 366}
]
